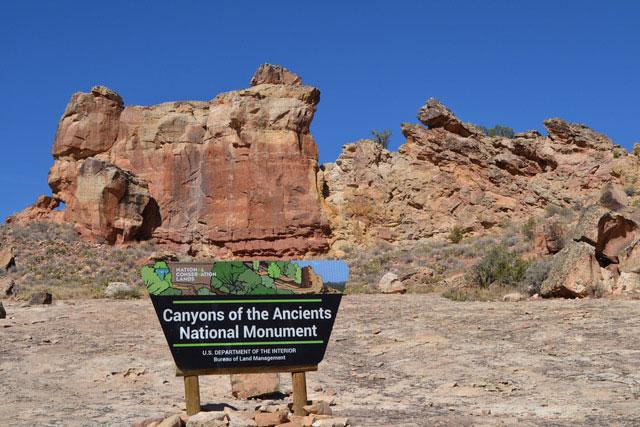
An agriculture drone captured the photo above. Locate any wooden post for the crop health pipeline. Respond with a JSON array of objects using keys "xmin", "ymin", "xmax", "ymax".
[
  {"xmin": 291, "ymin": 371, "xmax": 308, "ymax": 416},
  {"xmin": 184, "ymin": 375, "xmax": 201, "ymax": 416}
]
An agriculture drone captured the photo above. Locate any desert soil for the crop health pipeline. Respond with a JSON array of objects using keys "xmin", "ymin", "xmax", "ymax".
[{"xmin": 1, "ymin": 295, "xmax": 640, "ymax": 426}]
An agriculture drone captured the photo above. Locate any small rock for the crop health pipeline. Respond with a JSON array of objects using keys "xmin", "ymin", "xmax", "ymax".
[
  {"xmin": 311, "ymin": 418, "xmax": 348, "ymax": 427},
  {"xmin": 157, "ymin": 415, "xmax": 185, "ymax": 427},
  {"xmin": 231, "ymin": 373, "xmax": 280, "ymax": 399},
  {"xmin": 186, "ymin": 411, "xmax": 227, "ymax": 427},
  {"xmin": 225, "ymin": 410, "xmax": 257, "ymax": 427},
  {"xmin": 131, "ymin": 416, "xmax": 165, "ymax": 427},
  {"xmin": 29, "ymin": 291, "xmax": 52, "ymax": 305},
  {"xmin": 313, "ymin": 385, "xmax": 323, "ymax": 392},
  {"xmin": 254, "ymin": 410, "xmax": 288, "ymax": 427},
  {"xmin": 1, "ymin": 278, "xmax": 16, "ymax": 297},
  {"xmin": 105, "ymin": 282, "xmax": 136, "ymax": 298},
  {"xmin": 502, "ymin": 293, "xmax": 525, "ymax": 302},
  {"xmin": 377, "ymin": 272, "xmax": 406, "ymax": 294},
  {"xmin": 303, "ymin": 401, "xmax": 331, "ymax": 416}
]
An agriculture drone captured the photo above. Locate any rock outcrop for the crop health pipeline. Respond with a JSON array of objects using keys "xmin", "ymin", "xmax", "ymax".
[
  {"xmin": 22, "ymin": 64, "xmax": 329, "ymax": 256},
  {"xmin": 322, "ymin": 98, "xmax": 640, "ymax": 250},
  {"xmin": 541, "ymin": 203, "xmax": 640, "ymax": 298}
]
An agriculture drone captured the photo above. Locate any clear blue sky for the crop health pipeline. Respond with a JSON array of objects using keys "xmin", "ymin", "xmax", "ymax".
[
  {"xmin": 1, "ymin": 1, "xmax": 639, "ymax": 220},
  {"xmin": 294, "ymin": 261, "xmax": 349, "ymax": 283}
]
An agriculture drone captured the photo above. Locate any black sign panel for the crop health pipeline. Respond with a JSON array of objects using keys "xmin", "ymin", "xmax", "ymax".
[{"xmin": 142, "ymin": 261, "xmax": 347, "ymax": 372}]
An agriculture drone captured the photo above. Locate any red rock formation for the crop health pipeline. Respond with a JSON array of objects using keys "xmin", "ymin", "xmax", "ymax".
[{"xmin": 27, "ymin": 64, "xmax": 329, "ymax": 256}]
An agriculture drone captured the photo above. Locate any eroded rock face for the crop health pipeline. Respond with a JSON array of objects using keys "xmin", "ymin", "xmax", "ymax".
[
  {"xmin": 322, "ymin": 99, "xmax": 639, "ymax": 250},
  {"xmin": 58, "ymin": 158, "xmax": 159, "ymax": 244},
  {"xmin": 31, "ymin": 66, "xmax": 329, "ymax": 256},
  {"xmin": 540, "ymin": 242, "xmax": 602, "ymax": 298}
]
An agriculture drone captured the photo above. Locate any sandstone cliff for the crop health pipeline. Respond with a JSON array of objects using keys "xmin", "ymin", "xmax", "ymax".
[
  {"xmin": 321, "ymin": 98, "xmax": 640, "ymax": 251},
  {"xmin": 16, "ymin": 65, "xmax": 330, "ymax": 256}
]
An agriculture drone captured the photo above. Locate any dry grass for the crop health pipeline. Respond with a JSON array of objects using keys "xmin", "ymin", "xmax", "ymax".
[{"xmin": 0, "ymin": 221, "xmax": 158, "ymax": 300}]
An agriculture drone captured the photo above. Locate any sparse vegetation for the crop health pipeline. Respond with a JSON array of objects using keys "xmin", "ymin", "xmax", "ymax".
[
  {"xmin": 371, "ymin": 129, "xmax": 392, "ymax": 149},
  {"xmin": 448, "ymin": 226, "xmax": 465, "ymax": 244},
  {"xmin": 521, "ymin": 259, "xmax": 551, "ymax": 295},
  {"xmin": 633, "ymin": 143, "xmax": 640, "ymax": 157},
  {"xmin": 478, "ymin": 124, "xmax": 515, "ymax": 138},
  {"xmin": 613, "ymin": 146, "xmax": 626, "ymax": 158},
  {"xmin": 0, "ymin": 221, "xmax": 158, "ymax": 300},
  {"xmin": 467, "ymin": 244, "xmax": 529, "ymax": 288},
  {"xmin": 521, "ymin": 217, "xmax": 536, "ymax": 241}
]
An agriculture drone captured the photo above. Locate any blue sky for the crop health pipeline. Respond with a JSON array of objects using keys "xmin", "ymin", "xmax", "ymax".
[
  {"xmin": 293, "ymin": 261, "xmax": 349, "ymax": 283},
  {"xmin": 1, "ymin": 1, "xmax": 639, "ymax": 220}
]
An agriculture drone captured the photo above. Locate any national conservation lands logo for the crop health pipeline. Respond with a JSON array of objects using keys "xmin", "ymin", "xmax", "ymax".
[{"xmin": 142, "ymin": 261, "xmax": 348, "ymax": 371}]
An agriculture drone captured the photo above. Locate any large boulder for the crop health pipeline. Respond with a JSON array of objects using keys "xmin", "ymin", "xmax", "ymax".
[
  {"xmin": 595, "ymin": 213, "xmax": 639, "ymax": 264},
  {"xmin": 36, "ymin": 65, "xmax": 330, "ymax": 256},
  {"xmin": 250, "ymin": 63, "xmax": 302, "ymax": 86},
  {"xmin": 617, "ymin": 272, "xmax": 640, "ymax": 293},
  {"xmin": 54, "ymin": 158, "xmax": 159, "ymax": 244},
  {"xmin": 377, "ymin": 272, "xmax": 406, "ymax": 294},
  {"xmin": 619, "ymin": 238, "xmax": 640, "ymax": 274},
  {"xmin": 544, "ymin": 118, "xmax": 614, "ymax": 151},
  {"xmin": 417, "ymin": 98, "xmax": 473, "ymax": 137},
  {"xmin": 541, "ymin": 242, "xmax": 602, "ymax": 298},
  {"xmin": 28, "ymin": 291, "xmax": 53, "ymax": 305},
  {"xmin": 571, "ymin": 205, "xmax": 609, "ymax": 245},
  {"xmin": 52, "ymin": 85, "xmax": 124, "ymax": 159},
  {"xmin": 0, "ymin": 247, "xmax": 15, "ymax": 271}
]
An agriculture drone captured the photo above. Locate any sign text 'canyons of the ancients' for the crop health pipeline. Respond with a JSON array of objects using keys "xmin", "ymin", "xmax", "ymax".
[{"xmin": 142, "ymin": 260, "xmax": 347, "ymax": 372}]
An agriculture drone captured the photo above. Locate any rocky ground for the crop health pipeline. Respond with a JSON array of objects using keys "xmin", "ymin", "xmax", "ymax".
[{"xmin": 2, "ymin": 295, "xmax": 640, "ymax": 426}]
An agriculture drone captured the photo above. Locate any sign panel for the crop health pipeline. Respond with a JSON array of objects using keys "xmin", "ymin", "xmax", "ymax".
[{"xmin": 141, "ymin": 260, "xmax": 347, "ymax": 372}]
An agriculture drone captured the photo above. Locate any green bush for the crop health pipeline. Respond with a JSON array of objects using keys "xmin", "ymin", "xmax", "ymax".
[
  {"xmin": 633, "ymin": 143, "xmax": 640, "ymax": 157},
  {"xmin": 521, "ymin": 217, "xmax": 536, "ymax": 241},
  {"xmin": 479, "ymin": 124, "xmax": 515, "ymax": 138},
  {"xmin": 371, "ymin": 129, "xmax": 392, "ymax": 149},
  {"xmin": 521, "ymin": 259, "xmax": 551, "ymax": 295},
  {"xmin": 448, "ymin": 226, "xmax": 465, "ymax": 244},
  {"xmin": 467, "ymin": 244, "xmax": 529, "ymax": 288}
]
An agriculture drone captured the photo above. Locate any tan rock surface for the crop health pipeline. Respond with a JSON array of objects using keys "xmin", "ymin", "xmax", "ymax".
[
  {"xmin": 2, "ymin": 296, "xmax": 640, "ymax": 425},
  {"xmin": 322, "ymin": 99, "xmax": 640, "ymax": 250}
]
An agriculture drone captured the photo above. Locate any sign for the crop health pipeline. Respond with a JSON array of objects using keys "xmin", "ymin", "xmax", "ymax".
[{"xmin": 141, "ymin": 260, "xmax": 348, "ymax": 372}]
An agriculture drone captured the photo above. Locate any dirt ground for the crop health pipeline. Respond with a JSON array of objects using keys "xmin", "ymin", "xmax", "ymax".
[{"xmin": 1, "ymin": 295, "xmax": 640, "ymax": 426}]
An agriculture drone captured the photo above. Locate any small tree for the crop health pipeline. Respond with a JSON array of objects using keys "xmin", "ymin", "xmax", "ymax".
[
  {"xmin": 448, "ymin": 226, "xmax": 465, "ymax": 244},
  {"xmin": 371, "ymin": 129, "xmax": 392, "ymax": 149},
  {"xmin": 480, "ymin": 124, "xmax": 515, "ymax": 138}
]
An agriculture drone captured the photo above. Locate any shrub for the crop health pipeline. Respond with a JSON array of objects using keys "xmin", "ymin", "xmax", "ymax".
[
  {"xmin": 467, "ymin": 244, "xmax": 529, "ymax": 288},
  {"xmin": 479, "ymin": 124, "xmax": 515, "ymax": 138},
  {"xmin": 371, "ymin": 129, "xmax": 392, "ymax": 149},
  {"xmin": 613, "ymin": 146, "xmax": 626, "ymax": 158},
  {"xmin": 448, "ymin": 226, "xmax": 465, "ymax": 244},
  {"xmin": 441, "ymin": 289, "xmax": 471, "ymax": 301},
  {"xmin": 624, "ymin": 186, "xmax": 637, "ymax": 196},
  {"xmin": 521, "ymin": 217, "xmax": 536, "ymax": 241},
  {"xmin": 521, "ymin": 259, "xmax": 551, "ymax": 295},
  {"xmin": 633, "ymin": 143, "xmax": 640, "ymax": 157}
]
